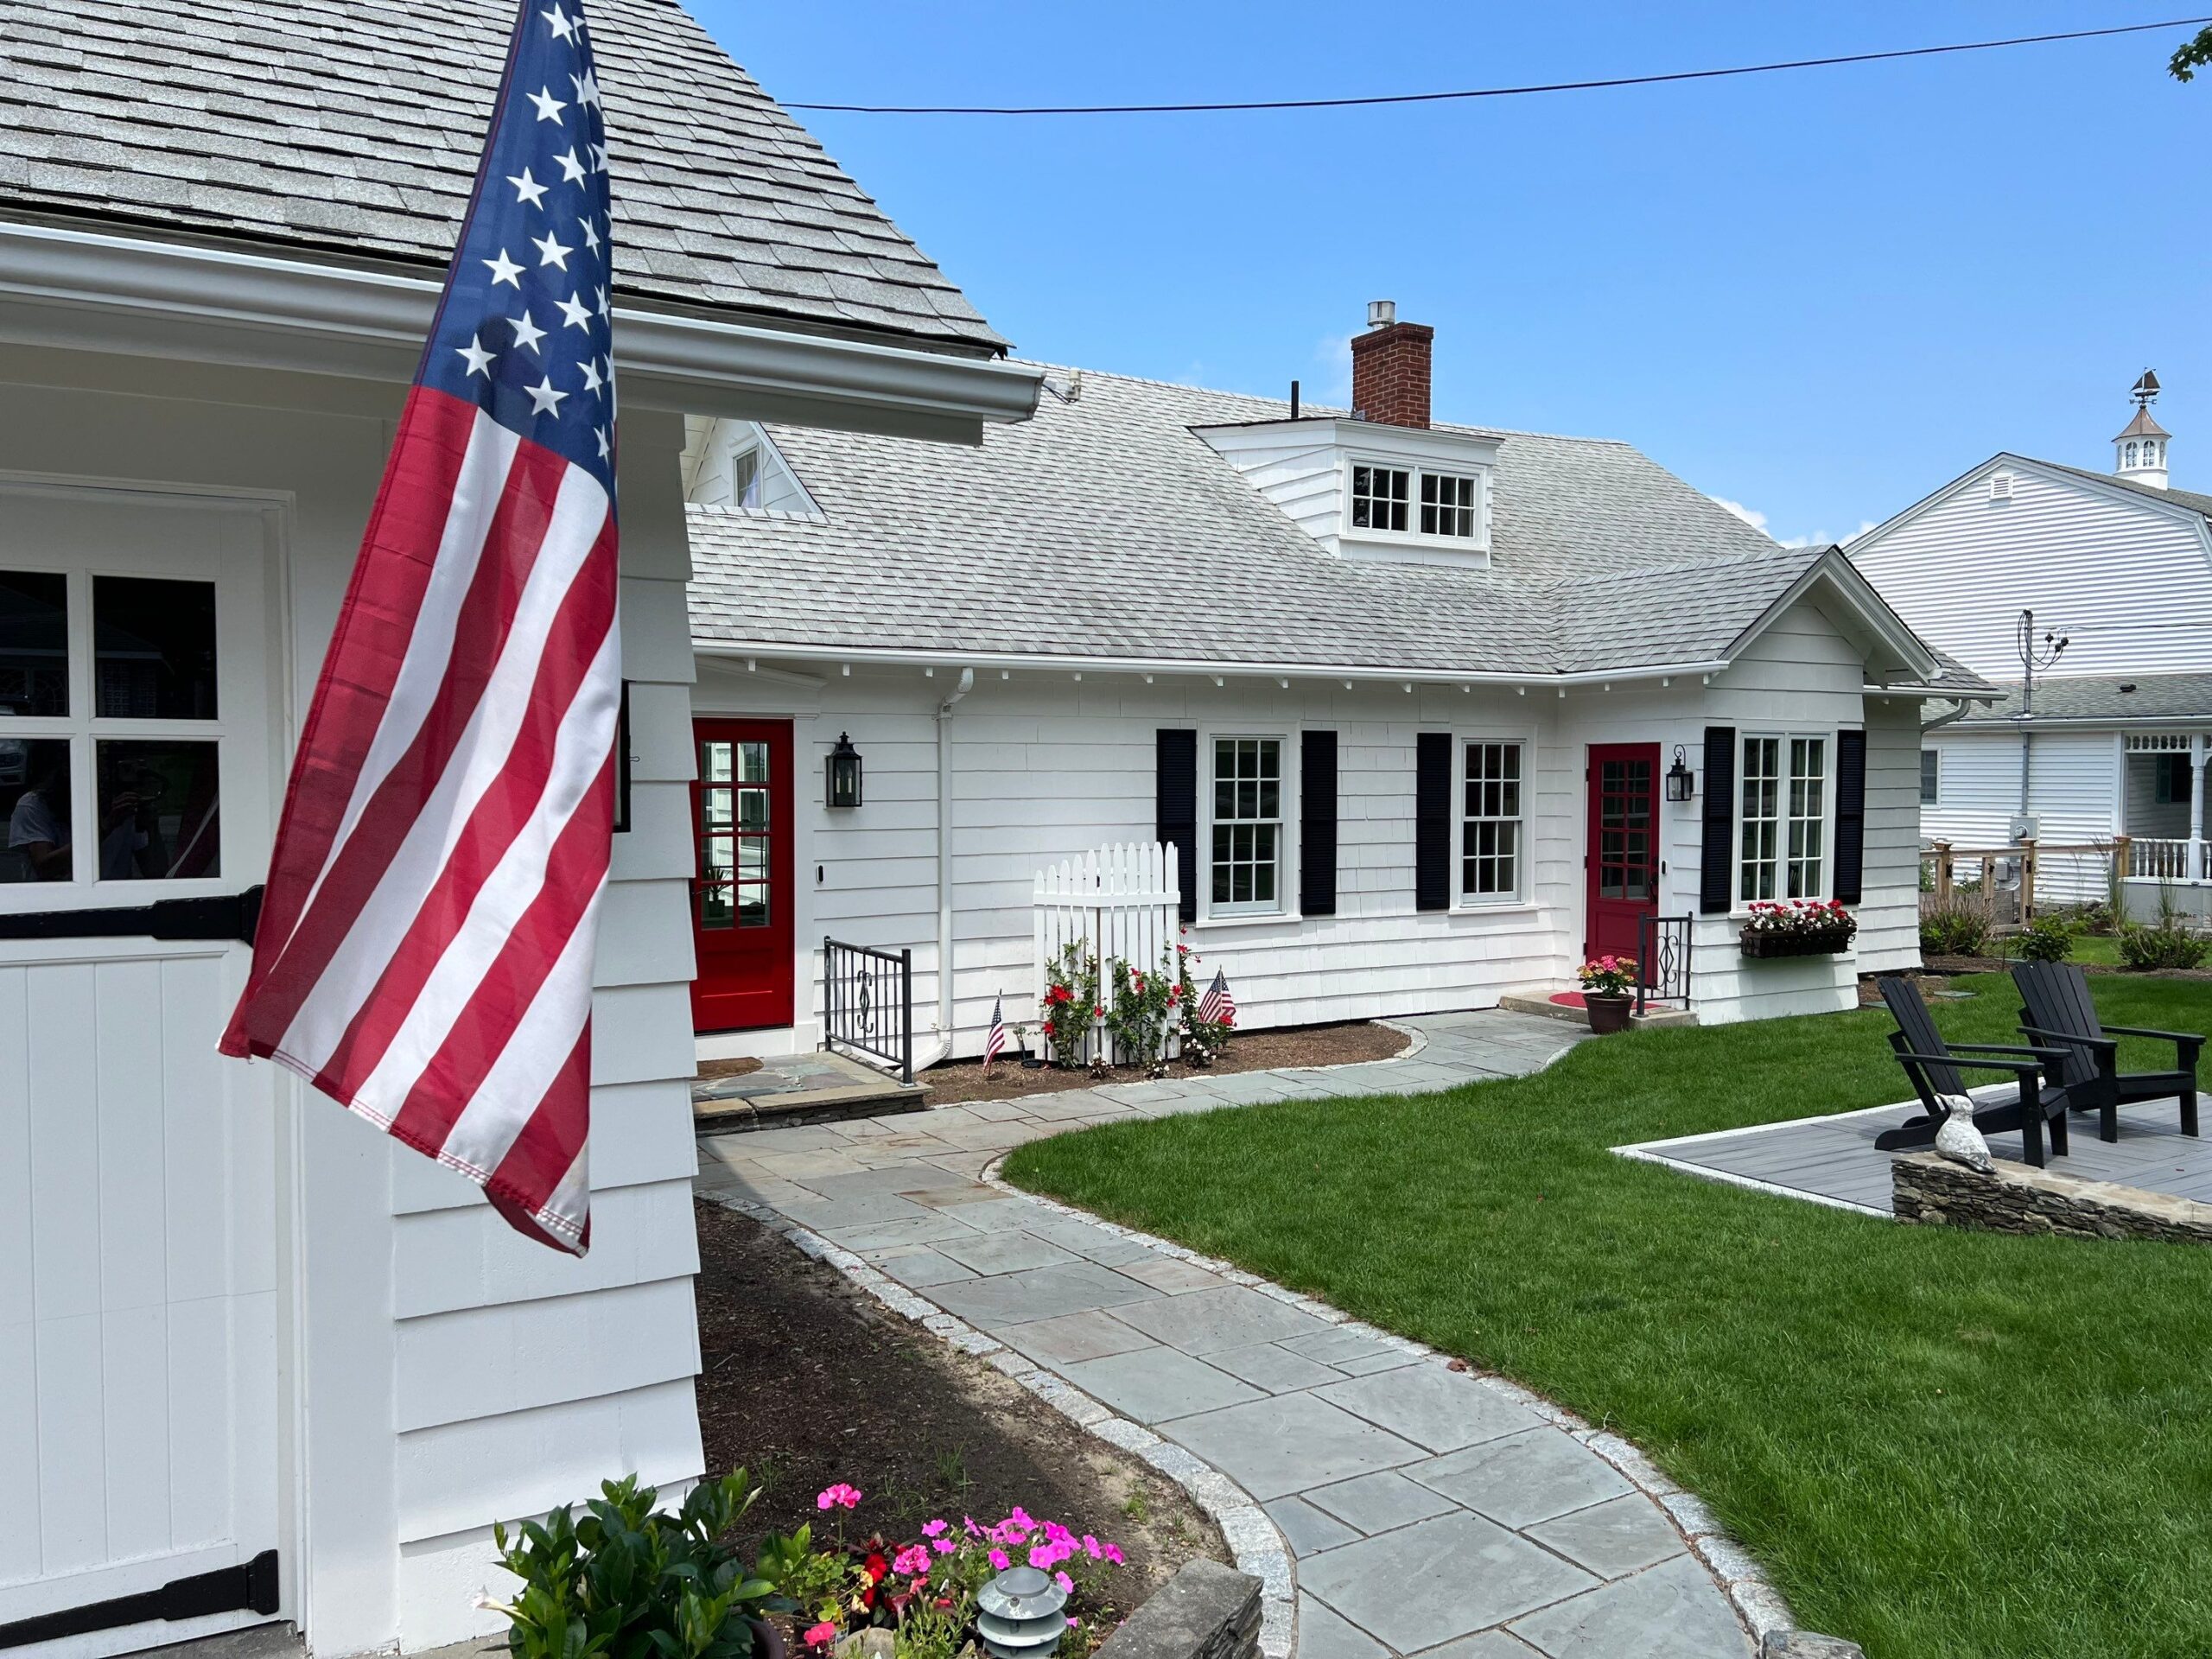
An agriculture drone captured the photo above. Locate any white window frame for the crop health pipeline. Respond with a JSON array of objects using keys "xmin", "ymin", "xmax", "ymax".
[
  {"xmin": 1419, "ymin": 470, "xmax": 1483, "ymax": 540},
  {"xmin": 1199, "ymin": 728, "xmax": 1296, "ymax": 923},
  {"xmin": 1348, "ymin": 462, "xmax": 1411, "ymax": 536},
  {"xmin": 1736, "ymin": 731, "xmax": 1834, "ymax": 906},
  {"xmin": 1340, "ymin": 453, "xmax": 1492, "ymax": 553},
  {"xmin": 1920, "ymin": 747, "xmax": 1940, "ymax": 807},
  {"xmin": 1456, "ymin": 733, "xmax": 1534, "ymax": 907}
]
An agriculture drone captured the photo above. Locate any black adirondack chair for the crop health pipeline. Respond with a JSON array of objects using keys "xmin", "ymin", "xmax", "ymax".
[
  {"xmin": 2012, "ymin": 960, "xmax": 2202, "ymax": 1143},
  {"xmin": 1874, "ymin": 976, "xmax": 2071, "ymax": 1167}
]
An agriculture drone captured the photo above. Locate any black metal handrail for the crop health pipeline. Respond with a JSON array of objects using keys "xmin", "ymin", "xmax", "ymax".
[
  {"xmin": 823, "ymin": 937, "xmax": 913, "ymax": 1084},
  {"xmin": 1635, "ymin": 912, "xmax": 1694, "ymax": 1016}
]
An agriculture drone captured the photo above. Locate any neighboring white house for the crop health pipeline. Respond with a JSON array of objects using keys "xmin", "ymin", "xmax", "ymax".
[
  {"xmin": 1849, "ymin": 381, "xmax": 2212, "ymax": 912},
  {"xmin": 0, "ymin": 5, "xmax": 1036, "ymax": 1657},
  {"xmin": 677, "ymin": 308, "xmax": 1983, "ymax": 1061}
]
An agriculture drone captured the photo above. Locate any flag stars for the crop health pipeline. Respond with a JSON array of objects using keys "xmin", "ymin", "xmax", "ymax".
[
  {"xmin": 507, "ymin": 167, "xmax": 548, "ymax": 209},
  {"xmin": 579, "ymin": 357, "xmax": 607, "ymax": 397},
  {"xmin": 483, "ymin": 247, "xmax": 524, "ymax": 288},
  {"xmin": 594, "ymin": 284, "xmax": 610, "ymax": 321},
  {"xmin": 526, "ymin": 375, "xmax": 569, "ymax": 416},
  {"xmin": 595, "ymin": 426, "xmax": 611, "ymax": 460},
  {"xmin": 532, "ymin": 230, "xmax": 575, "ymax": 270},
  {"xmin": 588, "ymin": 142, "xmax": 608, "ymax": 175},
  {"xmin": 554, "ymin": 291, "xmax": 594, "ymax": 331},
  {"xmin": 454, "ymin": 334, "xmax": 496, "ymax": 378},
  {"xmin": 508, "ymin": 310, "xmax": 548, "ymax": 353},
  {"xmin": 542, "ymin": 3, "xmax": 578, "ymax": 43},
  {"xmin": 579, "ymin": 216, "xmax": 601, "ymax": 255},
  {"xmin": 525, "ymin": 86, "xmax": 567, "ymax": 123},
  {"xmin": 554, "ymin": 147, "xmax": 588, "ymax": 185},
  {"xmin": 570, "ymin": 69, "xmax": 601, "ymax": 109}
]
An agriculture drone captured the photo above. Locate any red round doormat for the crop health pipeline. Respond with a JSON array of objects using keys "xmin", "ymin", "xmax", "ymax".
[{"xmin": 1549, "ymin": 990, "xmax": 1589, "ymax": 1008}]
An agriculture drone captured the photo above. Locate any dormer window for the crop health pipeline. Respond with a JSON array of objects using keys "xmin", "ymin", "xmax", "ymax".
[
  {"xmin": 732, "ymin": 447, "xmax": 762, "ymax": 510},
  {"xmin": 1421, "ymin": 473, "xmax": 1479, "ymax": 538},
  {"xmin": 1351, "ymin": 465, "xmax": 1409, "ymax": 532}
]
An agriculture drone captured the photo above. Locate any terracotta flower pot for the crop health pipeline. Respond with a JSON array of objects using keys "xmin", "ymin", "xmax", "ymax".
[{"xmin": 1585, "ymin": 992, "xmax": 1633, "ymax": 1034}]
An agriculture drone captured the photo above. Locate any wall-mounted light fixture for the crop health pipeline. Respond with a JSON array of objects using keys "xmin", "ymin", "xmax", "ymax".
[
  {"xmin": 825, "ymin": 732, "xmax": 863, "ymax": 809},
  {"xmin": 1664, "ymin": 745, "xmax": 1695, "ymax": 804}
]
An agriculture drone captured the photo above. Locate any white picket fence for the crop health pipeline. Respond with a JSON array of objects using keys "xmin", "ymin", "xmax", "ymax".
[{"xmin": 1032, "ymin": 841, "xmax": 1182, "ymax": 1067}]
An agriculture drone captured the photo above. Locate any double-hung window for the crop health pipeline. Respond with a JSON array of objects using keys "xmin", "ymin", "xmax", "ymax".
[
  {"xmin": 1919, "ymin": 748, "xmax": 1940, "ymax": 806},
  {"xmin": 1350, "ymin": 466, "xmax": 1408, "ymax": 533},
  {"xmin": 1421, "ymin": 473, "xmax": 1479, "ymax": 539},
  {"xmin": 1461, "ymin": 741, "xmax": 1523, "ymax": 900},
  {"xmin": 1211, "ymin": 736, "xmax": 1283, "ymax": 913},
  {"xmin": 1739, "ymin": 734, "xmax": 1827, "ymax": 901}
]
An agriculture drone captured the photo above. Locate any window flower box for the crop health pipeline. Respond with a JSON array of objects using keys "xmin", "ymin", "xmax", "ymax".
[{"xmin": 1739, "ymin": 899, "xmax": 1856, "ymax": 959}]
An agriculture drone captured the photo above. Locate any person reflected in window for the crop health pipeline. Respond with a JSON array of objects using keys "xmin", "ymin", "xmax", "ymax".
[
  {"xmin": 8, "ymin": 760, "xmax": 71, "ymax": 880},
  {"xmin": 99, "ymin": 763, "xmax": 167, "ymax": 880}
]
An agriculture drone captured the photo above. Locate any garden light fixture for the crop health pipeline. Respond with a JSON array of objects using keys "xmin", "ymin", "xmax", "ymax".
[{"xmin": 976, "ymin": 1566, "xmax": 1067, "ymax": 1659}]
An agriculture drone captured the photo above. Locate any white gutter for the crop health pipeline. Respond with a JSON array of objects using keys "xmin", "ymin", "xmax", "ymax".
[
  {"xmin": 918, "ymin": 667, "xmax": 976, "ymax": 1071},
  {"xmin": 0, "ymin": 220, "xmax": 1041, "ymax": 443},
  {"xmin": 1920, "ymin": 697, "xmax": 1979, "ymax": 734},
  {"xmin": 696, "ymin": 640, "xmax": 1734, "ymax": 690}
]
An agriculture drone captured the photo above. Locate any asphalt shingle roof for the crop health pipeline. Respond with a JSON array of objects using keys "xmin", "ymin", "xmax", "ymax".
[
  {"xmin": 687, "ymin": 367, "xmax": 1932, "ymax": 678},
  {"xmin": 0, "ymin": 0, "xmax": 1005, "ymax": 353},
  {"xmin": 2033, "ymin": 459, "xmax": 2212, "ymax": 523},
  {"xmin": 1959, "ymin": 672, "xmax": 2212, "ymax": 724}
]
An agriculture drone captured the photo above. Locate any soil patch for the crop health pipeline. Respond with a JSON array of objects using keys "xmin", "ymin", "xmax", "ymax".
[
  {"xmin": 697, "ymin": 1056, "xmax": 765, "ymax": 1082},
  {"xmin": 920, "ymin": 1019, "xmax": 1410, "ymax": 1106},
  {"xmin": 692, "ymin": 1198, "xmax": 1224, "ymax": 1600}
]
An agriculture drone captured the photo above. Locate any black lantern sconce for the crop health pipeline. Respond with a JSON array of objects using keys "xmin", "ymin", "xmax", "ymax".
[
  {"xmin": 1664, "ymin": 745, "xmax": 1695, "ymax": 804},
  {"xmin": 826, "ymin": 732, "xmax": 864, "ymax": 810}
]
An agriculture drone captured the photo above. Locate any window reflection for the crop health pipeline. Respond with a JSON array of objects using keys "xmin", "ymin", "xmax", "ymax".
[
  {"xmin": 2, "ymin": 740, "xmax": 73, "ymax": 882},
  {"xmin": 94, "ymin": 740, "xmax": 220, "ymax": 880},
  {"xmin": 0, "ymin": 570, "xmax": 69, "ymax": 717},
  {"xmin": 96, "ymin": 576, "xmax": 219, "ymax": 720}
]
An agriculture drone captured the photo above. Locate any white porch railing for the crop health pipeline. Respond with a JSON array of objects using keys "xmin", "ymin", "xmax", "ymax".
[
  {"xmin": 1033, "ymin": 841, "xmax": 1181, "ymax": 1066},
  {"xmin": 2124, "ymin": 838, "xmax": 2208, "ymax": 883}
]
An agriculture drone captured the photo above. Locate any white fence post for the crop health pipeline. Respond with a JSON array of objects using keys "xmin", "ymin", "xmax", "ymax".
[{"xmin": 1030, "ymin": 840, "xmax": 1182, "ymax": 1068}]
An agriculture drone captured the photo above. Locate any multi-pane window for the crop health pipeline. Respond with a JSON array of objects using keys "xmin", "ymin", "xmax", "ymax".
[
  {"xmin": 1461, "ymin": 741, "xmax": 1522, "ymax": 899},
  {"xmin": 1421, "ymin": 473, "xmax": 1478, "ymax": 538},
  {"xmin": 1739, "ymin": 734, "xmax": 1827, "ymax": 901},
  {"xmin": 697, "ymin": 737, "xmax": 772, "ymax": 930},
  {"xmin": 1920, "ymin": 749, "xmax": 1939, "ymax": 805},
  {"xmin": 1211, "ymin": 736, "xmax": 1282, "ymax": 912},
  {"xmin": 1350, "ymin": 465, "xmax": 1408, "ymax": 532}
]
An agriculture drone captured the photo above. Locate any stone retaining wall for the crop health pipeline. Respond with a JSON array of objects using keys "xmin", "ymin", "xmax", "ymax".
[
  {"xmin": 1893, "ymin": 1152, "xmax": 2212, "ymax": 1244},
  {"xmin": 1095, "ymin": 1560, "xmax": 1261, "ymax": 1659}
]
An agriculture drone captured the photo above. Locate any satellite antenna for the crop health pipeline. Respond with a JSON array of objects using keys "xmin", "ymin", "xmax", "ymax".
[{"xmin": 2132, "ymin": 369, "xmax": 2160, "ymax": 408}]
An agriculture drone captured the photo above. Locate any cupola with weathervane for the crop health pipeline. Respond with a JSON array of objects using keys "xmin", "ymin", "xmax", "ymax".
[{"xmin": 2113, "ymin": 369, "xmax": 2171, "ymax": 490}]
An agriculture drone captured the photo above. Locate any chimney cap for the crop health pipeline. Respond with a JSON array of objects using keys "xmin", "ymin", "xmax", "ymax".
[{"xmin": 1366, "ymin": 299, "xmax": 1397, "ymax": 329}]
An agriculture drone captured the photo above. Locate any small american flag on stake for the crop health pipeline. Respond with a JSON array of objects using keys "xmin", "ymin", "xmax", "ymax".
[
  {"xmin": 1199, "ymin": 969, "xmax": 1236, "ymax": 1027},
  {"xmin": 220, "ymin": 0, "xmax": 620, "ymax": 1255},
  {"xmin": 984, "ymin": 993, "xmax": 1008, "ymax": 1070}
]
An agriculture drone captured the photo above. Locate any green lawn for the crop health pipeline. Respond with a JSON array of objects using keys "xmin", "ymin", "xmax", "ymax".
[{"xmin": 1004, "ymin": 976, "xmax": 2212, "ymax": 1658}]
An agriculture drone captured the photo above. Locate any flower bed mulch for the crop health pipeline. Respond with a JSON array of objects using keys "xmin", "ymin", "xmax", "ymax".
[
  {"xmin": 691, "ymin": 1199, "xmax": 1225, "ymax": 1610},
  {"xmin": 918, "ymin": 1018, "xmax": 1410, "ymax": 1106}
]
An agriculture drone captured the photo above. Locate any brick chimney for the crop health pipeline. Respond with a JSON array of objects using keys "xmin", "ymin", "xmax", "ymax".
[{"xmin": 1349, "ymin": 301, "xmax": 1433, "ymax": 429}]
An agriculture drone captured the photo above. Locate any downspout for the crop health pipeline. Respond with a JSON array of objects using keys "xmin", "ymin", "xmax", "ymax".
[
  {"xmin": 1920, "ymin": 697, "xmax": 1975, "ymax": 735},
  {"xmin": 918, "ymin": 667, "xmax": 974, "ymax": 1071}
]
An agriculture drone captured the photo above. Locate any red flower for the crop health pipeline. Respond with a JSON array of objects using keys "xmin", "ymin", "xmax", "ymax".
[{"xmin": 863, "ymin": 1553, "xmax": 889, "ymax": 1585}]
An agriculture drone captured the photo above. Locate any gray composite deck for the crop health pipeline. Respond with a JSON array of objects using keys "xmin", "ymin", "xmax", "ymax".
[{"xmin": 1618, "ymin": 1095, "xmax": 2209, "ymax": 1217}]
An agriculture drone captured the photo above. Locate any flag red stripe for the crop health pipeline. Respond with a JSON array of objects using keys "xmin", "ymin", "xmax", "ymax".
[
  {"xmin": 390, "ymin": 748, "xmax": 617, "ymax": 1154},
  {"xmin": 226, "ymin": 388, "xmax": 481, "ymax": 1027},
  {"xmin": 485, "ymin": 1032, "xmax": 594, "ymax": 1244},
  {"xmin": 233, "ymin": 428, "xmax": 572, "ymax": 1051},
  {"xmin": 308, "ymin": 528, "xmax": 618, "ymax": 1106}
]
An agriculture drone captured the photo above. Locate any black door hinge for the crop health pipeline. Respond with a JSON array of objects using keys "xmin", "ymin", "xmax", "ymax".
[
  {"xmin": 0, "ymin": 884, "xmax": 263, "ymax": 946},
  {"xmin": 0, "ymin": 1550, "xmax": 278, "ymax": 1649}
]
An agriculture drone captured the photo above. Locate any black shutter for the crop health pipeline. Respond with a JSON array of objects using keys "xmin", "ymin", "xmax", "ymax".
[
  {"xmin": 1700, "ymin": 726, "xmax": 1736, "ymax": 914},
  {"xmin": 1415, "ymin": 732, "xmax": 1452, "ymax": 912},
  {"xmin": 1156, "ymin": 728, "xmax": 1198, "ymax": 923},
  {"xmin": 1300, "ymin": 730, "xmax": 1338, "ymax": 917},
  {"xmin": 1834, "ymin": 728, "xmax": 1868, "ymax": 906}
]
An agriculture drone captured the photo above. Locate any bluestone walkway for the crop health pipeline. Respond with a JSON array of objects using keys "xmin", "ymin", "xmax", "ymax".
[{"xmin": 697, "ymin": 1013, "xmax": 1764, "ymax": 1659}]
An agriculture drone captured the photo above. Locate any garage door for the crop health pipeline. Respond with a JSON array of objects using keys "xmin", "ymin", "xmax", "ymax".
[{"xmin": 0, "ymin": 485, "xmax": 283, "ymax": 1658}]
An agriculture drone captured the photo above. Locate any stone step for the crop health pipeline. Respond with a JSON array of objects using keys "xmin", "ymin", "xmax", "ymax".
[{"xmin": 1497, "ymin": 991, "xmax": 1698, "ymax": 1030}]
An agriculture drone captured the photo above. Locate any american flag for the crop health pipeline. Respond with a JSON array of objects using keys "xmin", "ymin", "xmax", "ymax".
[
  {"xmin": 1199, "ymin": 969, "xmax": 1235, "ymax": 1027},
  {"xmin": 220, "ymin": 0, "xmax": 620, "ymax": 1255},
  {"xmin": 983, "ymin": 993, "xmax": 1008, "ymax": 1069}
]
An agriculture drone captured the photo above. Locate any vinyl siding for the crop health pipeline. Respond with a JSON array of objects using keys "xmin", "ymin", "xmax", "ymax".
[{"xmin": 1923, "ymin": 727, "xmax": 2122, "ymax": 902}]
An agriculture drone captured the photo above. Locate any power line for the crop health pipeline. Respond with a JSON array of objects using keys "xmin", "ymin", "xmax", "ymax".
[{"xmin": 786, "ymin": 15, "xmax": 2212, "ymax": 116}]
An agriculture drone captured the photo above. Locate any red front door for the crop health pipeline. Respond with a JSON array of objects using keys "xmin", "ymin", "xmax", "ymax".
[
  {"xmin": 1586, "ymin": 744, "xmax": 1660, "ymax": 964},
  {"xmin": 690, "ymin": 718, "xmax": 794, "ymax": 1033}
]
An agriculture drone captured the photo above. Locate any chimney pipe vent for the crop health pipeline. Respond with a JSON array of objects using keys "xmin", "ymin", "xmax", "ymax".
[{"xmin": 1367, "ymin": 299, "xmax": 1397, "ymax": 329}]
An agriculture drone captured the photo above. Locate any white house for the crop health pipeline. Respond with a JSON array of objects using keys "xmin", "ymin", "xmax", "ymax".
[
  {"xmin": 677, "ymin": 307, "xmax": 1980, "ymax": 1064},
  {"xmin": 0, "ymin": 5, "xmax": 1036, "ymax": 1657},
  {"xmin": 1849, "ymin": 380, "xmax": 2212, "ymax": 912}
]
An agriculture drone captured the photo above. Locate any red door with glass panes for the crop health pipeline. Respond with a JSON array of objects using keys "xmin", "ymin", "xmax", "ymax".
[
  {"xmin": 690, "ymin": 718, "xmax": 793, "ymax": 1032},
  {"xmin": 1586, "ymin": 744, "xmax": 1660, "ymax": 963}
]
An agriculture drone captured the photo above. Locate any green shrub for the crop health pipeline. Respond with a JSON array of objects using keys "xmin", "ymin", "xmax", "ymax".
[
  {"xmin": 486, "ymin": 1473, "xmax": 772, "ymax": 1659},
  {"xmin": 2118, "ymin": 920, "xmax": 2211, "ymax": 971},
  {"xmin": 2016, "ymin": 915, "xmax": 2078, "ymax": 963},
  {"xmin": 1920, "ymin": 899, "xmax": 1992, "ymax": 957}
]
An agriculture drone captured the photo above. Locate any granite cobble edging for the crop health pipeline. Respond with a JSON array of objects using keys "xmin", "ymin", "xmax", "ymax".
[
  {"xmin": 1894, "ymin": 1150, "xmax": 2212, "ymax": 1243},
  {"xmin": 708, "ymin": 1191, "xmax": 1300, "ymax": 1659},
  {"xmin": 1096, "ymin": 1559, "xmax": 1263, "ymax": 1659}
]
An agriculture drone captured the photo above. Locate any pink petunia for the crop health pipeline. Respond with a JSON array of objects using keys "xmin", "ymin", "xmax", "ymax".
[
  {"xmin": 988, "ymin": 1549, "xmax": 1011, "ymax": 1572},
  {"xmin": 1054, "ymin": 1572, "xmax": 1075, "ymax": 1594},
  {"xmin": 931, "ymin": 1537, "xmax": 957, "ymax": 1555},
  {"xmin": 1103, "ymin": 1544, "xmax": 1125, "ymax": 1566},
  {"xmin": 1081, "ymin": 1535, "xmax": 1101, "ymax": 1560},
  {"xmin": 922, "ymin": 1519, "xmax": 948, "ymax": 1538},
  {"xmin": 804, "ymin": 1625, "xmax": 837, "ymax": 1649}
]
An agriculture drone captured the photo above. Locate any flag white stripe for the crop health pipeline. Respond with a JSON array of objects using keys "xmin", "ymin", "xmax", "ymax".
[
  {"xmin": 439, "ymin": 894, "xmax": 602, "ymax": 1179},
  {"xmin": 279, "ymin": 465, "xmax": 611, "ymax": 1071},
  {"xmin": 285, "ymin": 412, "xmax": 523, "ymax": 950},
  {"xmin": 348, "ymin": 626, "xmax": 621, "ymax": 1122}
]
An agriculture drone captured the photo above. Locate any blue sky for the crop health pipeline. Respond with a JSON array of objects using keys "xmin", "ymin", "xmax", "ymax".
[{"xmin": 689, "ymin": 3, "xmax": 2209, "ymax": 546}]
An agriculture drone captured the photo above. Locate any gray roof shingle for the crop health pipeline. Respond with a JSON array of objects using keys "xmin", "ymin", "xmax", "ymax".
[
  {"xmin": 686, "ymin": 367, "xmax": 1944, "ymax": 678},
  {"xmin": 1959, "ymin": 672, "xmax": 2212, "ymax": 723},
  {"xmin": 0, "ymin": 0, "xmax": 1005, "ymax": 353}
]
